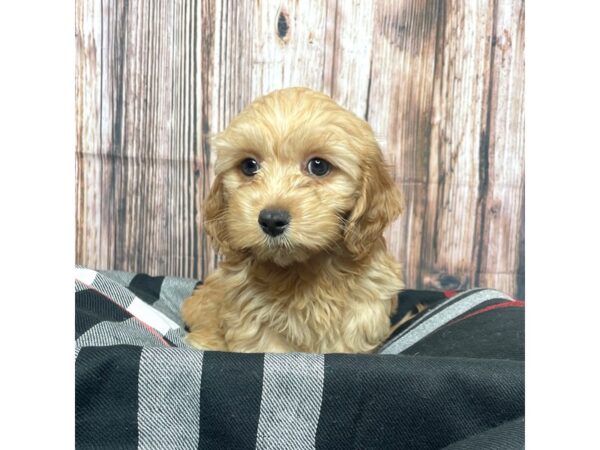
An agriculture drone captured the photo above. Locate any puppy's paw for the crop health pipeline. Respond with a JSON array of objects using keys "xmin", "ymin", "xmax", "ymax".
[{"xmin": 184, "ymin": 328, "xmax": 228, "ymax": 351}]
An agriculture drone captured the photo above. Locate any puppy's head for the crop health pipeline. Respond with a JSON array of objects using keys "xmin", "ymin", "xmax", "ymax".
[{"xmin": 204, "ymin": 87, "xmax": 402, "ymax": 266}]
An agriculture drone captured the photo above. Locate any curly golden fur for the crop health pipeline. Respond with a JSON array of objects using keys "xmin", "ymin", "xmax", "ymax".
[{"xmin": 181, "ymin": 87, "xmax": 404, "ymax": 353}]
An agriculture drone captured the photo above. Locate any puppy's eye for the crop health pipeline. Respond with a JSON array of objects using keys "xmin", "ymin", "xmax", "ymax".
[
  {"xmin": 240, "ymin": 158, "xmax": 260, "ymax": 176},
  {"xmin": 307, "ymin": 158, "xmax": 331, "ymax": 177}
]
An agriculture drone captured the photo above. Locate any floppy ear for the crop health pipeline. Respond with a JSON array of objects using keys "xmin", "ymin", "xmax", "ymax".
[
  {"xmin": 203, "ymin": 174, "xmax": 229, "ymax": 252},
  {"xmin": 344, "ymin": 151, "xmax": 403, "ymax": 259}
]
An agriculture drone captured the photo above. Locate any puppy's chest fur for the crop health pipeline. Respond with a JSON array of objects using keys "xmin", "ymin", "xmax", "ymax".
[{"xmin": 182, "ymin": 247, "xmax": 403, "ymax": 353}]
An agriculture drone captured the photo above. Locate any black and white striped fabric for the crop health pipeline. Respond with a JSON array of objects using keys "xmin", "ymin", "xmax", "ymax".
[{"xmin": 75, "ymin": 267, "xmax": 524, "ymax": 450}]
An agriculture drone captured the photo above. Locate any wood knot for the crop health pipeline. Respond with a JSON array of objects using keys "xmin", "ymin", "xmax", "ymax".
[
  {"xmin": 438, "ymin": 274, "xmax": 461, "ymax": 290},
  {"xmin": 495, "ymin": 29, "xmax": 513, "ymax": 54},
  {"xmin": 489, "ymin": 200, "xmax": 502, "ymax": 216},
  {"xmin": 276, "ymin": 7, "xmax": 290, "ymax": 43},
  {"xmin": 422, "ymin": 272, "xmax": 465, "ymax": 291}
]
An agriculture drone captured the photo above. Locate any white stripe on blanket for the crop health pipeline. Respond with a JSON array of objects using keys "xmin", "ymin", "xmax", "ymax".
[
  {"xmin": 127, "ymin": 297, "xmax": 180, "ymax": 335},
  {"xmin": 75, "ymin": 267, "xmax": 98, "ymax": 285}
]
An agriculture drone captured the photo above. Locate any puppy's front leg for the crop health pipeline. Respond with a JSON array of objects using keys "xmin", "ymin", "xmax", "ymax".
[
  {"xmin": 181, "ymin": 285, "xmax": 228, "ymax": 351},
  {"xmin": 343, "ymin": 299, "xmax": 392, "ymax": 353}
]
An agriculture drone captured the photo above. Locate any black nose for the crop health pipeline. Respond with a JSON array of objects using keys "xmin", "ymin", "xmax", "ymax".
[{"xmin": 258, "ymin": 209, "xmax": 290, "ymax": 237}]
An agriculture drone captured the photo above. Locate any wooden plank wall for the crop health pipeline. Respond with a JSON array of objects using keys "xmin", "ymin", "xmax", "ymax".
[{"xmin": 76, "ymin": 0, "xmax": 525, "ymax": 298}]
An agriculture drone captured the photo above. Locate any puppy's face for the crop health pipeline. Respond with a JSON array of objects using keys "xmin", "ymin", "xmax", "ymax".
[{"xmin": 205, "ymin": 88, "xmax": 402, "ymax": 266}]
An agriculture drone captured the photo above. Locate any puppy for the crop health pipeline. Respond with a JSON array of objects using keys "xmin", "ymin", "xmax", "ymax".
[{"xmin": 182, "ymin": 87, "xmax": 404, "ymax": 353}]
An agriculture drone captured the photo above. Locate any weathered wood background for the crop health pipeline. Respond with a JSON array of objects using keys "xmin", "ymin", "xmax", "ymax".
[{"xmin": 76, "ymin": 0, "xmax": 525, "ymax": 298}]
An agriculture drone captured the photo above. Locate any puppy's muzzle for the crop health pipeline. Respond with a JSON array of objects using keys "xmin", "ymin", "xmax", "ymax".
[{"xmin": 258, "ymin": 209, "xmax": 290, "ymax": 237}]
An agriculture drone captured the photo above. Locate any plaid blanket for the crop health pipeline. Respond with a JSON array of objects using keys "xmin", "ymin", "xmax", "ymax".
[{"xmin": 75, "ymin": 267, "xmax": 524, "ymax": 450}]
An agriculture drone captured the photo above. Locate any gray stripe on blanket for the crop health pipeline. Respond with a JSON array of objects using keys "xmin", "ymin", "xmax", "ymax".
[
  {"xmin": 255, "ymin": 353, "xmax": 325, "ymax": 450},
  {"xmin": 138, "ymin": 347, "xmax": 204, "ymax": 450},
  {"xmin": 379, "ymin": 289, "xmax": 513, "ymax": 355},
  {"xmin": 165, "ymin": 328, "xmax": 189, "ymax": 347},
  {"xmin": 75, "ymin": 280, "xmax": 88, "ymax": 292},
  {"xmin": 99, "ymin": 270, "xmax": 136, "ymax": 287},
  {"xmin": 75, "ymin": 318, "xmax": 167, "ymax": 359},
  {"xmin": 90, "ymin": 273, "xmax": 137, "ymax": 309},
  {"xmin": 150, "ymin": 276, "xmax": 199, "ymax": 326}
]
